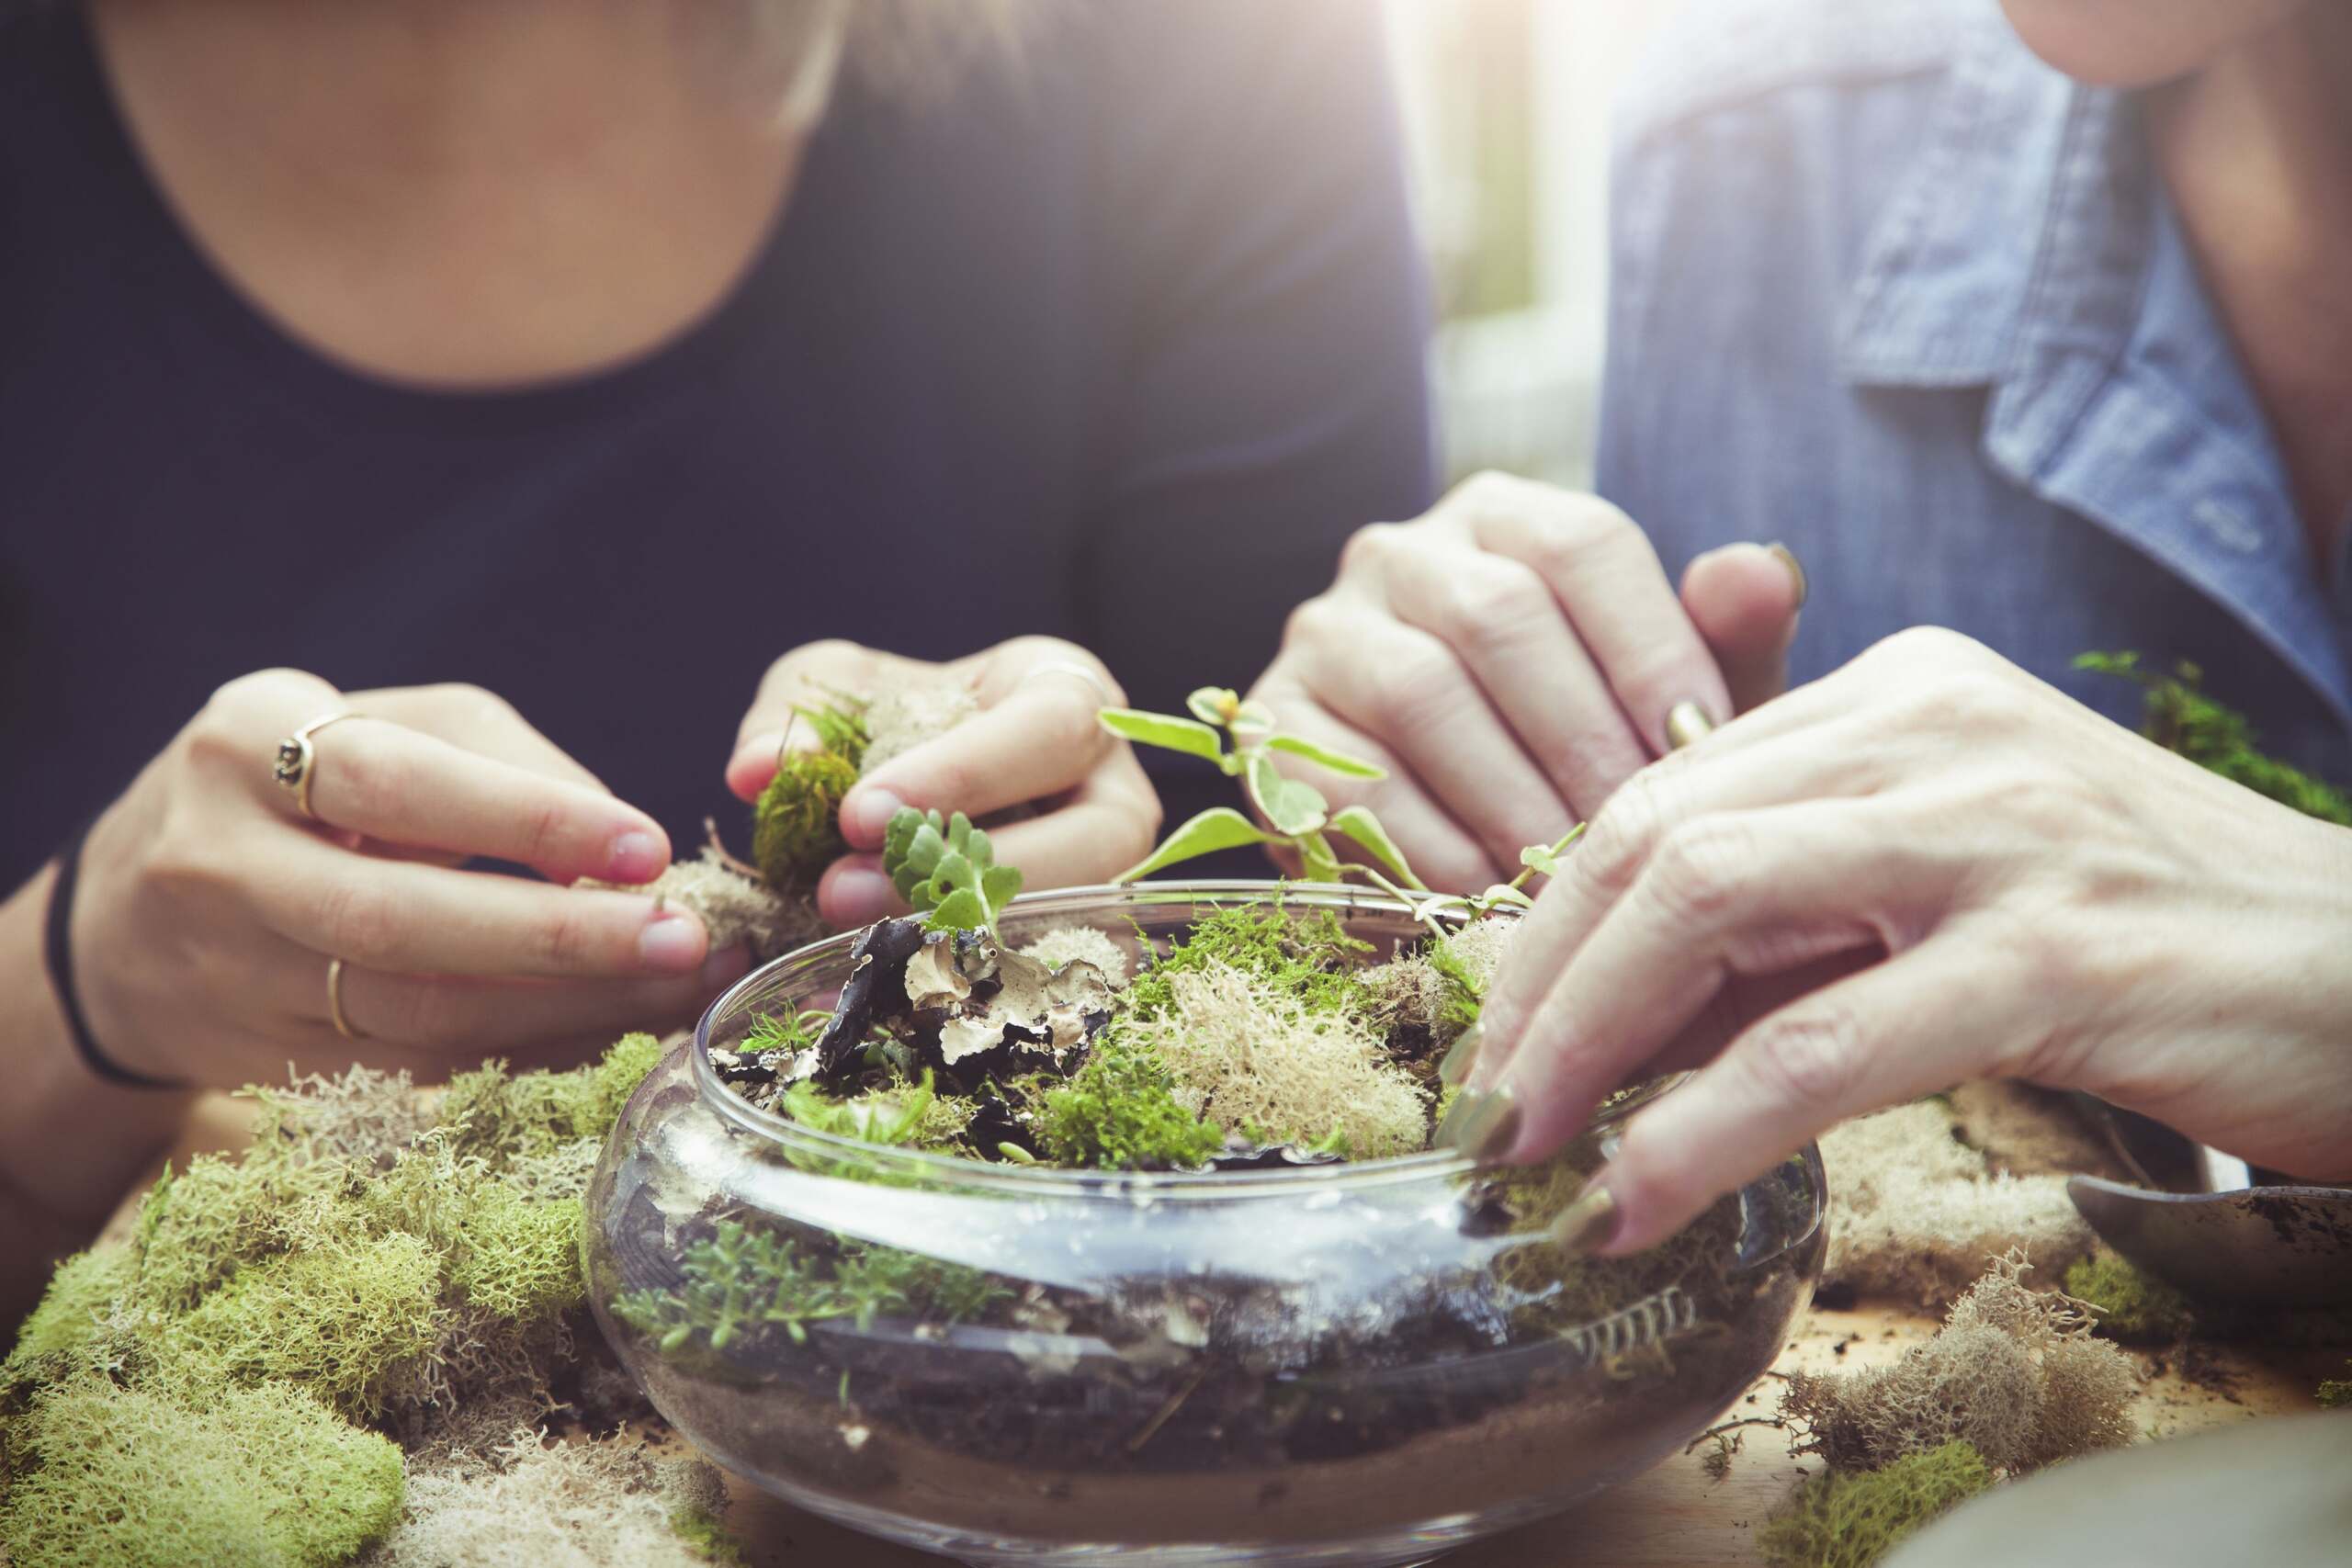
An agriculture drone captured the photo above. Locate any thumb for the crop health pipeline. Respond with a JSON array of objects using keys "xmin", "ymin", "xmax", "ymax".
[{"xmin": 1679, "ymin": 541, "xmax": 1805, "ymax": 714}]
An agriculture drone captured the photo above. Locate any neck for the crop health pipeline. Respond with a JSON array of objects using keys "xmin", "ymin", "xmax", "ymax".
[
  {"xmin": 2146, "ymin": 6, "xmax": 2352, "ymax": 566},
  {"xmin": 90, "ymin": 0, "xmax": 816, "ymax": 387}
]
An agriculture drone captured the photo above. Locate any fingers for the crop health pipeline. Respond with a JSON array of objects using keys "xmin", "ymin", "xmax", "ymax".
[
  {"xmin": 728, "ymin": 640, "xmax": 907, "ymax": 801},
  {"xmin": 249, "ymin": 840, "xmax": 713, "ymax": 980},
  {"xmin": 290, "ymin": 716, "xmax": 670, "ymax": 885},
  {"xmin": 837, "ymin": 642, "xmax": 1124, "ymax": 850},
  {"xmin": 1278, "ymin": 594, "xmax": 1574, "ymax": 874},
  {"xmin": 1487, "ymin": 799, "xmax": 1954, "ymax": 1162},
  {"xmin": 981, "ymin": 750, "xmax": 1160, "ymax": 886},
  {"xmin": 1679, "ymin": 543, "xmax": 1804, "ymax": 715},
  {"xmin": 1244, "ymin": 689, "xmax": 1498, "ymax": 891},
  {"xmin": 1456, "ymin": 476, "xmax": 1735, "ymax": 753},
  {"xmin": 344, "ymin": 683, "xmax": 610, "ymax": 793},
  {"xmin": 1588, "ymin": 943, "xmax": 2012, "ymax": 1254},
  {"xmin": 1371, "ymin": 525, "xmax": 1653, "ymax": 818},
  {"xmin": 328, "ymin": 949, "xmax": 752, "ymax": 1057}
]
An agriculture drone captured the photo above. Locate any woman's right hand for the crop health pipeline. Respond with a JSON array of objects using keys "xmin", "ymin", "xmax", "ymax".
[
  {"xmin": 1246, "ymin": 473, "xmax": 1806, "ymax": 892},
  {"xmin": 67, "ymin": 670, "xmax": 746, "ymax": 1089}
]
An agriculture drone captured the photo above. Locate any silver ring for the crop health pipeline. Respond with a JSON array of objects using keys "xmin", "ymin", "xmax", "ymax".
[{"xmin": 1022, "ymin": 660, "xmax": 1114, "ymax": 707}]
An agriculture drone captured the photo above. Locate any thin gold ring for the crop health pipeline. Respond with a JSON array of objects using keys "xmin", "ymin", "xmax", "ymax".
[
  {"xmin": 326, "ymin": 958, "xmax": 367, "ymax": 1042},
  {"xmin": 272, "ymin": 711, "xmax": 366, "ymax": 821}
]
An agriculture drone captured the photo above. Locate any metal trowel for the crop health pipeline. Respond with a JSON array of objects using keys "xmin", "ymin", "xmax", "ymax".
[{"xmin": 2066, "ymin": 1155, "xmax": 2352, "ymax": 1306}]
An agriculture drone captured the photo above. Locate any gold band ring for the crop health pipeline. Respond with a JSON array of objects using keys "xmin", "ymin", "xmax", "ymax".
[
  {"xmin": 326, "ymin": 958, "xmax": 367, "ymax": 1042},
  {"xmin": 272, "ymin": 711, "xmax": 366, "ymax": 821},
  {"xmin": 1021, "ymin": 660, "xmax": 1114, "ymax": 707}
]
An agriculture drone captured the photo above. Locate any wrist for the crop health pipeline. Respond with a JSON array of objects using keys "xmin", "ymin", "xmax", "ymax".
[{"xmin": 1, "ymin": 862, "xmax": 195, "ymax": 1231}]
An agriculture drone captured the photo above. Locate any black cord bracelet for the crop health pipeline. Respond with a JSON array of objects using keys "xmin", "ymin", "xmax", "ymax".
[{"xmin": 42, "ymin": 815, "xmax": 186, "ymax": 1091}]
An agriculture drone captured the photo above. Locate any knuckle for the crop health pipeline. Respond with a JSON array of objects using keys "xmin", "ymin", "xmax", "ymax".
[
  {"xmin": 1283, "ymin": 592, "xmax": 1345, "ymax": 649},
  {"xmin": 1431, "ymin": 563, "xmax": 1555, "ymax": 660},
  {"xmin": 1339, "ymin": 521, "xmax": 1401, "ymax": 576},
  {"xmin": 1643, "ymin": 819, "xmax": 1751, "ymax": 924},
  {"xmin": 314, "ymin": 878, "xmax": 401, "ymax": 966},
  {"xmin": 1743, "ymin": 1005, "xmax": 1863, "ymax": 1108},
  {"xmin": 1373, "ymin": 641, "xmax": 1466, "ymax": 734},
  {"xmin": 533, "ymin": 905, "xmax": 599, "ymax": 973},
  {"xmin": 514, "ymin": 795, "xmax": 571, "ymax": 868},
  {"xmin": 1575, "ymin": 771, "xmax": 1669, "ymax": 899}
]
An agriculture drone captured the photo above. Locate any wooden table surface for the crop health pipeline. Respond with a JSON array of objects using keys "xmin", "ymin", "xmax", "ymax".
[{"xmin": 143, "ymin": 1096, "xmax": 2340, "ymax": 1568}]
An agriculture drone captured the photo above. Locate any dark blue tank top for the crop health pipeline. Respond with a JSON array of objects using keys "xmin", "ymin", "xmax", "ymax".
[{"xmin": 0, "ymin": 1, "xmax": 1433, "ymax": 886}]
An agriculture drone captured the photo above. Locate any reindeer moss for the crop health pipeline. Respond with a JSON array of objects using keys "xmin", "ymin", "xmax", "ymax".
[
  {"xmin": 0, "ymin": 1380, "xmax": 404, "ymax": 1568},
  {"xmin": 1757, "ymin": 1440, "xmax": 1995, "ymax": 1568},
  {"xmin": 440, "ymin": 1032, "xmax": 664, "ymax": 1166}
]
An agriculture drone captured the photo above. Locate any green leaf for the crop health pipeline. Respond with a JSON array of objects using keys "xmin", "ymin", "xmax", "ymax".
[
  {"xmin": 1185, "ymin": 687, "xmax": 1239, "ymax": 726},
  {"xmin": 1099, "ymin": 707, "xmax": 1227, "ymax": 767},
  {"xmin": 1479, "ymin": 884, "xmax": 1536, "ymax": 909},
  {"xmin": 1327, "ymin": 806, "xmax": 1426, "ymax": 890},
  {"xmin": 1296, "ymin": 832, "xmax": 1343, "ymax": 885},
  {"xmin": 981, "ymin": 863, "xmax": 1023, "ymax": 908},
  {"xmin": 1519, "ymin": 842, "xmax": 1560, "ymax": 877},
  {"xmin": 927, "ymin": 888, "xmax": 989, "ymax": 931},
  {"xmin": 1265, "ymin": 734, "xmax": 1387, "ymax": 780},
  {"xmin": 1246, "ymin": 752, "xmax": 1328, "ymax": 836},
  {"xmin": 1114, "ymin": 807, "xmax": 1283, "ymax": 884},
  {"xmin": 1228, "ymin": 699, "xmax": 1277, "ymax": 739}
]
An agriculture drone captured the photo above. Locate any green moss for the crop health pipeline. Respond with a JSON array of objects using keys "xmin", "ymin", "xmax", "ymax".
[
  {"xmin": 440, "ymin": 1032, "xmax": 665, "ymax": 1167},
  {"xmin": 750, "ymin": 702, "xmax": 870, "ymax": 890},
  {"xmin": 2319, "ymin": 1361, "xmax": 2351, "ymax": 1408},
  {"xmin": 1031, "ymin": 1044, "xmax": 1225, "ymax": 1171},
  {"xmin": 1122, "ymin": 901, "xmax": 1372, "ymax": 1022},
  {"xmin": 154, "ymin": 1231, "xmax": 443, "ymax": 1417},
  {"xmin": 2078, "ymin": 653, "xmax": 2352, "ymax": 825},
  {"xmin": 0, "ymin": 1379, "xmax": 403, "ymax": 1568},
  {"xmin": 668, "ymin": 1504, "xmax": 749, "ymax": 1566},
  {"xmin": 2064, "ymin": 1251, "xmax": 2195, "ymax": 1343},
  {"xmin": 129, "ymin": 1152, "xmax": 356, "ymax": 1315},
  {"xmin": 1425, "ymin": 938, "xmax": 1485, "ymax": 1033},
  {"xmin": 5, "ymin": 1247, "xmax": 132, "ymax": 1374},
  {"xmin": 1756, "ymin": 1440, "xmax": 1996, "ymax": 1568}
]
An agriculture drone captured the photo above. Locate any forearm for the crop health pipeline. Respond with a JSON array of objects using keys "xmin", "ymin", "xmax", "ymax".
[{"xmin": 0, "ymin": 863, "xmax": 193, "ymax": 1322}]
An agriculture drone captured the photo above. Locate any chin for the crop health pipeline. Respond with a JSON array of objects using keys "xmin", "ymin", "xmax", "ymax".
[{"xmin": 1999, "ymin": 0, "xmax": 2307, "ymax": 86}]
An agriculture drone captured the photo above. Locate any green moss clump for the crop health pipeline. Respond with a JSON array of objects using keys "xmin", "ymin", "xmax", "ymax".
[
  {"xmin": 1425, "ymin": 938, "xmax": 1485, "ymax": 1033},
  {"xmin": 130, "ymin": 1152, "xmax": 356, "ymax": 1314},
  {"xmin": 1122, "ymin": 901, "xmax": 1372, "ymax": 1021},
  {"xmin": 1031, "ymin": 1044, "xmax": 1225, "ymax": 1171},
  {"xmin": 751, "ymin": 701, "xmax": 870, "ymax": 890},
  {"xmin": 4, "ymin": 1247, "xmax": 132, "ymax": 1375},
  {"xmin": 0, "ymin": 1380, "xmax": 403, "ymax": 1568},
  {"xmin": 2078, "ymin": 653, "xmax": 2352, "ymax": 825},
  {"xmin": 2064, "ymin": 1251, "xmax": 2195, "ymax": 1344},
  {"xmin": 2319, "ymin": 1361, "xmax": 2351, "ymax": 1408},
  {"xmin": 153, "ymin": 1231, "xmax": 442, "ymax": 1418},
  {"xmin": 439, "ymin": 1032, "xmax": 665, "ymax": 1166},
  {"xmin": 669, "ymin": 1504, "xmax": 749, "ymax": 1566},
  {"xmin": 1757, "ymin": 1440, "xmax": 1995, "ymax": 1568},
  {"xmin": 777, "ymin": 1073, "xmax": 976, "ymax": 1156}
]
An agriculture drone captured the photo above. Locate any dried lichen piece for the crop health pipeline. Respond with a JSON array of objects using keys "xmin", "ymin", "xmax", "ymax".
[
  {"xmin": 580, "ymin": 847, "xmax": 823, "ymax": 964},
  {"xmin": 862, "ymin": 682, "xmax": 981, "ymax": 773},
  {"xmin": 1016, "ymin": 924, "xmax": 1132, "ymax": 984}
]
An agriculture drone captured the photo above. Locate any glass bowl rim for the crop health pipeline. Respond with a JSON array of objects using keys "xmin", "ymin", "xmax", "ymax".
[{"xmin": 688, "ymin": 878, "xmax": 1684, "ymax": 1200}]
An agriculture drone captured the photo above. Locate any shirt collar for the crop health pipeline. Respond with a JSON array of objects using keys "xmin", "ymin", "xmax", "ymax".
[{"xmin": 1834, "ymin": 15, "xmax": 2352, "ymax": 726}]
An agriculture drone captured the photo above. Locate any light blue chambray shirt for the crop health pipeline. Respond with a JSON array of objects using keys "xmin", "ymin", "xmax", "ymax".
[{"xmin": 1597, "ymin": 0, "xmax": 2352, "ymax": 782}]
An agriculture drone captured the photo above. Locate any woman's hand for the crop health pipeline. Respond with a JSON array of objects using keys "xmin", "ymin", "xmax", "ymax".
[
  {"xmin": 1247, "ymin": 472, "xmax": 1804, "ymax": 892},
  {"xmin": 1464, "ymin": 628, "xmax": 2352, "ymax": 1254},
  {"xmin": 726, "ymin": 636, "xmax": 1161, "ymax": 928},
  {"xmin": 70, "ymin": 671, "xmax": 741, "ymax": 1089}
]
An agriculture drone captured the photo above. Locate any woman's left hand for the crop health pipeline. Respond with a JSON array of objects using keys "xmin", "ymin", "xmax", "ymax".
[
  {"xmin": 1465, "ymin": 627, "xmax": 2352, "ymax": 1255},
  {"xmin": 726, "ymin": 636, "xmax": 1161, "ymax": 928}
]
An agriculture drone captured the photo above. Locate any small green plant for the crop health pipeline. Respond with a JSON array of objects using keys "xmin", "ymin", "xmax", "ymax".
[
  {"xmin": 1102, "ymin": 685, "xmax": 1585, "ymax": 925},
  {"xmin": 882, "ymin": 807, "xmax": 1023, "ymax": 934},
  {"xmin": 2078, "ymin": 652, "xmax": 2352, "ymax": 825},
  {"xmin": 2320, "ymin": 1360, "xmax": 2351, "ymax": 1408},
  {"xmin": 752, "ymin": 700, "xmax": 872, "ymax": 888},
  {"xmin": 611, "ymin": 1220, "xmax": 1005, "ymax": 1354}
]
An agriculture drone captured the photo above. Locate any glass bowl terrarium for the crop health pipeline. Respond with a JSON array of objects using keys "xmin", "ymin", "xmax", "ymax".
[{"xmin": 583, "ymin": 881, "xmax": 1826, "ymax": 1567}]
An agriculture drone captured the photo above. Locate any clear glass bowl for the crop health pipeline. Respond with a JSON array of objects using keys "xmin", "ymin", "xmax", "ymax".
[{"xmin": 584, "ymin": 883, "xmax": 1826, "ymax": 1567}]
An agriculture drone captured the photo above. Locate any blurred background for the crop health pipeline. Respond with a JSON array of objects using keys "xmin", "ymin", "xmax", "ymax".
[{"xmin": 1383, "ymin": 0, "xmax": 1667, "ymax": 489}]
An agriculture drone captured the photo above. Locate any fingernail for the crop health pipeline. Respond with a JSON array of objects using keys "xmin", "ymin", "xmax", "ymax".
[
  {"xmin": 639, "ymin": 912, "xmax": 706, "ymax": 973},
  {"xmin": 1766, "ymin": 541, "xmax": 1808, "ymax": 610},
  {"xmin": 1439, "ymin": 1021, "xmax": 1485, "ymax": 1089},
  {"xmin": 1437, "ymin": 1085, "xmax": 1521, "ymax": 1165},
  {"xmin": 607, "ymin": 830, "xmax": 665, "ymax": 884},
  {"xmin": 1665, "ymin": 700, "xmax": 1716, "ymax": 750},
  {"xmin": 1549, "ymin": 1178, "xmax": 1620, "ymax": 1257},
  {"xmin": 840, "ymin": 788, "xmax": 905, "ymax": 848}
]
